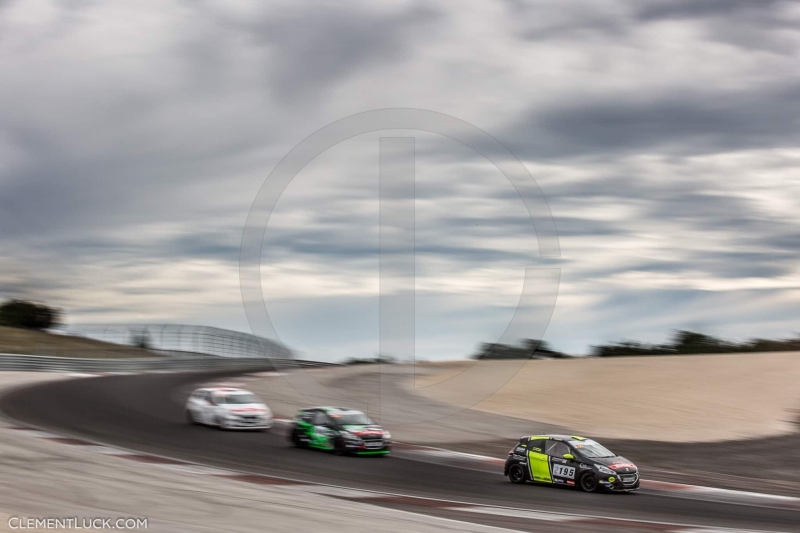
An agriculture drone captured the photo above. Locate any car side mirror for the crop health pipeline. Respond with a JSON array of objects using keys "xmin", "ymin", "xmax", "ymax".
[{"xmin": 563, "ymin": 453, "xmax": 574, "ymax": 460}]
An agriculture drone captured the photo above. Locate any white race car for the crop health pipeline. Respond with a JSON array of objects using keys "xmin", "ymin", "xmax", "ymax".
[{"xmin": 185, "ymin": 387, "xmax": 273, "ymax": 430}]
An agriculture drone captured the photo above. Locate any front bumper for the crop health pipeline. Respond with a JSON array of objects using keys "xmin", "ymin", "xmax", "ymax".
[
  {"xmin": 343, "ymin": 440, "xmax": 391, "ymax": 455},
  {"xmin": 224, "ymin": 416, "xmax": 273, "ymax": 430},
  {"xmin": 600, "ymin": 471, "xmax": 640, "ymax": 492}
]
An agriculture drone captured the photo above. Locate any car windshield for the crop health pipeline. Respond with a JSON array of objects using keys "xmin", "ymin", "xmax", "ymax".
[
  {"xmin": 218, "ymin": 394, "xmax": 258, "ymax": 405},
  {"xmin": 569, "ymin": 439, "xmax": 615, "ymax": 458},
  {"xmin": 333, "ymin": 412, "xmax": 374, "ymax": 426}
]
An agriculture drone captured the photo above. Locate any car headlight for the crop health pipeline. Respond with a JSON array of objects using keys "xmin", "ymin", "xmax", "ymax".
[{"xmin": 597, "ymin": 465, "xmax": 615, "ymax": 475}]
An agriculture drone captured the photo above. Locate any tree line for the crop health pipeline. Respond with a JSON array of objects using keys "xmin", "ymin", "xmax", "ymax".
[
  {"xmin": 0, "ymin": 299, "xmax": 61, "ymax": 330},
  {"xmin": 4, "ymin": 297, "xmax": 799, "ymax": 359},
  {"xmin": 472, "ymin": 330, "xmax": 800, "ymax": 359},
  {"xmin": 592, "ymin": 330, "xmax": 800, "ymax": 357}
]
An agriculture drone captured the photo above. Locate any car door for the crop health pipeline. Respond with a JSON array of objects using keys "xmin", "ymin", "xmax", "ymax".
[
  {"xmin": 211, "ymin": 394, "xmax": 227, "ymax": 424},
  {"xmin": 526, "ymin": 439, "xmax": 552, "ymax": 483},
  {"xmin": 294, "ymin": 410, "xmax": 315, "ymax": 444},
  {"xmin": 309, "ymin": 411, "xmax": 335, "ymax": 449},
  {"xmin": 545, "ymin": 440, "xmax": 578, "ymax": 486}
]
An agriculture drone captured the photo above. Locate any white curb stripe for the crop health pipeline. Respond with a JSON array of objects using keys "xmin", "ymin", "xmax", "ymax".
[{"xmin": 446, "ymin": 506, "xmax": 578, "ymax": 522}]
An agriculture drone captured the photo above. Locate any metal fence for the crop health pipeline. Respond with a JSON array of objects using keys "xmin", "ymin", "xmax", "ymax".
[
  {"xmin": 0, "ymin": 324, "xmax": 338, "ymax": 372},
  {"xmin": 55, "ymin": 324, "xmax": 292, "ymax": 360},
  {"xmin": 0, "ymin": 353, "xmax": 279, "ymax": 373}
]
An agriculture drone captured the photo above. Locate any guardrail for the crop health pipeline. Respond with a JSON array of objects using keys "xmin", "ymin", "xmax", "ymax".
[
  {"xmin": 0, "ymin": 353, "xmax": 333, "ymax": 373},
  {"xmin": 58, "ymin": 324, "xmax": 292, "ymax": 360}
]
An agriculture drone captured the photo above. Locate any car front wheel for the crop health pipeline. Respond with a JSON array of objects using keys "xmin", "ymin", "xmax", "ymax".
[
  {"xmin": 508, "ymin": 464, "xmax": 527, "ymax": 484},
  {"xmin": 333, "ymin": 437, "xmax": 349, "ymax": 456},
  {"xmin": 579, "ymin": 472, "xmax": 599, "ymax": 492}
]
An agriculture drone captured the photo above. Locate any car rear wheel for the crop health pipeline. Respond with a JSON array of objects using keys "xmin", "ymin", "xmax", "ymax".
[
  {"xmin": 579, "ymin": 472, "xmax": 599, "ymax": 492},
  {"xmin": 508, "ymin": 464, "xmax": 527, "ymax": 484},
  {"xmin": 290, "ymin": 429, "xmax": 306, "ymax": 448}
]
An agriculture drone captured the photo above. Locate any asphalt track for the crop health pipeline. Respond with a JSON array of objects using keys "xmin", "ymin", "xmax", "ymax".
[{"xmin": 1, "ymin": 370, "xmax": 798, "ymax": 532}]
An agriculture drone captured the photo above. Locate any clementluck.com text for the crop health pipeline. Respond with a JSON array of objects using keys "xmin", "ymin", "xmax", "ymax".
[{"xmin": 8, "ymin": 517, "xmax": 148, "ymax": 530}]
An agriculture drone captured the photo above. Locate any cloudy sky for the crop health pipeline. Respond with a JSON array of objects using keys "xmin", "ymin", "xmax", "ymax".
[{"xmin": 2, "ymin": 0, "xmax": 800, "ymax": 361}]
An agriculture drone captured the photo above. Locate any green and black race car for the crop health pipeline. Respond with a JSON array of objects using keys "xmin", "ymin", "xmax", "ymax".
[
  {"xmin": 504, "ymin": 435, "xmax": 639, "ymax": 492},
  {"xmin": 288, "ymin": 406, "xmax": 391, "ymax": 456}
]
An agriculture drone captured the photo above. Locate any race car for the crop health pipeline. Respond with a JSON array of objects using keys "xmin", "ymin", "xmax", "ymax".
[
  {"xmin": 504, "ymin": 434, "xmax": 639, "ymax": 492},
  {"xmin": 288, "ymin": 406, "xmax": 391, "ymax": 455},
  {"xmin": 185, "ymin": 387, "xmax": 273, "ymax": 430}
]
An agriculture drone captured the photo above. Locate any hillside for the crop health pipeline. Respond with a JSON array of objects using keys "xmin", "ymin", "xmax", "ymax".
[
  {"xmin": 411, "ymin": 353, "xmax": 800, "ymax": 442},
  {"xmin": 0, "ymin": 326, "xmax": 159, "ymax": 359}
]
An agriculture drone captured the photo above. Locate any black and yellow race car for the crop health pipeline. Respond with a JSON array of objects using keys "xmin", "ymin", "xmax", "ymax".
[
  {"xmin": 504, "ymin": 435, "xmax": 639, "ymax": 492},
  {"xmin": 288, "ymin": 406, "xmax": 391, "ymax": 455}
]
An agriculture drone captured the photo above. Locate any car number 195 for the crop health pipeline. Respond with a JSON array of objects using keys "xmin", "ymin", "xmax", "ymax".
[{"xmin": 552, "ymin": 464, "xmax": 575, "ymax": 478}]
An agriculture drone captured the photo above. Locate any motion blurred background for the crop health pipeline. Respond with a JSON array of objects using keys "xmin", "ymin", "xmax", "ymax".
[{"xmin": 3, "ymin": 5, "xmax": 800, "ymax": 532}]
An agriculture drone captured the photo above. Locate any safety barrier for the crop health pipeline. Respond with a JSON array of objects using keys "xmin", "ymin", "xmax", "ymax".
[{"xmin": 0, "ymin": 353, "xmax": 332, "ymax": 373}]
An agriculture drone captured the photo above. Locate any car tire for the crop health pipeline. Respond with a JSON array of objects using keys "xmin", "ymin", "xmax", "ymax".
[
  {"xmin": 579, "ymin": 472, "xmax": 599, "ymax": 492},
  {"xmin": 290, "ymin": 429, "xmax": 306, "ymax": 448},
  {"xmin": 508, "ymin": 464, "xmax": 527, "ymax": 484},
  {"xmin": 333, "ymin": 438, "xmax": 348, "ymax": 456}
]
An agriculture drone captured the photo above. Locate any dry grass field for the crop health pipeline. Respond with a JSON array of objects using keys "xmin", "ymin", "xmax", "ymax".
[{"xmin": 0, "ymin": 326, "xmax": 158, "ymax": 358}]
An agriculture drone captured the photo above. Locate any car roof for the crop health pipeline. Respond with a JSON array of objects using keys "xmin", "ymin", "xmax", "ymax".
[
  {"xmin": 523, "ymin": 434, "xmax": 590, "ymax": 442},
  {"xmin": 300, "ymin": 406, "xmax": 363, "ymax": 415},
  {"xmin": 197, "ymin": 387, "xmax": 253, "ymax": 394}
]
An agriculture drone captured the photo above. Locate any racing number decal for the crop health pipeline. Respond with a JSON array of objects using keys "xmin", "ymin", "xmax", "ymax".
[{"xmin": 551, "ymin": 464, "xmax": 575, "ymax": 479}]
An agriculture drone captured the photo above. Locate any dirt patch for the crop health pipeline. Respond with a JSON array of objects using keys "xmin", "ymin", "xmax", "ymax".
[{"xmin": 411, "ymin": 353, "xmax": 800, "ymax": 442}]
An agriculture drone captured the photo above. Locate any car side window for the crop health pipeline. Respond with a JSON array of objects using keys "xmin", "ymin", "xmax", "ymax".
[
  {"xmin": 203, "ymin": 392, "xmax": 213, "ymax": 403},
  {"xmin": 545, "ymin": 440, "xmax": 570, "ymax": 457},
  {"xmin": 527, "ymin": 439, "xmax": 546, "ymax": 453},
  {"xmin": 311, "ymin": 411, "xmax": 329, "ymax": 426}
]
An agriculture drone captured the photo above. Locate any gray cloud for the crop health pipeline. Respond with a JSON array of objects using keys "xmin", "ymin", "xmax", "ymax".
[
  {"xmin": 506, "ymin": 83, "xmax": 800, "ymax": 160},
  {"xmin": 634, "ymin": 0, "xmax": 786, "ymax": 23},
  {"xmin": 200, "ymin": 2, "xmax": 440, "ymax": 100}
]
